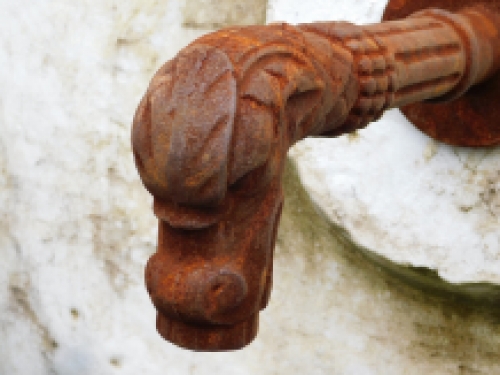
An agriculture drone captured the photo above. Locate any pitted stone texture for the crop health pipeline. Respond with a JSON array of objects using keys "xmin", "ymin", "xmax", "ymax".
[{"xmin": 183, "ymin": 0, "xmax": 267, "ymax": 28}]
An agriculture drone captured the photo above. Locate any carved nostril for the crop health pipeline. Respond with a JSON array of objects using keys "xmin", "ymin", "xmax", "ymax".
[{"xmin": 204, "ymin": 271, "xmax": 248, "ymax": 317}]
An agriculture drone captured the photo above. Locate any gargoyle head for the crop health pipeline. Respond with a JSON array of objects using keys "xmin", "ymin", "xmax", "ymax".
[{"xmin": 132, "ymin": 24, "xmax": 354, "ymax": 350}]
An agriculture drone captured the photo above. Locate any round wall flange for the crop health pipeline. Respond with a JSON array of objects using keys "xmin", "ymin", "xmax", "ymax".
[{"xmin": 383, "ymin": 0, "xmax": 500, "ymax": 146}]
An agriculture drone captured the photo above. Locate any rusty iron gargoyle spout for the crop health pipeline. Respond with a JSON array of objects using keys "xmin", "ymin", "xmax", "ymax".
[{"xmin": 132, "ymin": 4, "xmax": 500, "ymax": 351}]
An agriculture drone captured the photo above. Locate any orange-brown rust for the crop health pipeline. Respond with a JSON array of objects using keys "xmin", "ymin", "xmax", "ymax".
[{"xmin": 132, "ymin": 4, "xmax": 500, "ymax": 351}]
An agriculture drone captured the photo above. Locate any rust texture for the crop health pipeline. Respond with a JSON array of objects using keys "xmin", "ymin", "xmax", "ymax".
[{"xmin": 132, "ymin": 4, "xmax": 500, "ymax": 351}]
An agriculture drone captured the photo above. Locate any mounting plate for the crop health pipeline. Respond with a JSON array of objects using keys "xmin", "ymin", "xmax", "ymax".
[{"xmin": 383, "ymin": 0, "xmax": 500, "ymax": 146}]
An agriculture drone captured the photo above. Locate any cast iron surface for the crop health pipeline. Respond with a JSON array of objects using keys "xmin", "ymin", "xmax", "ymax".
[
  {"xmin": 384, "ymin": 0, "xmax": 500, "ymax": 146},
  {"xmin": 132, "ymin": 4, "xmax": 500, "ymax": 351}
]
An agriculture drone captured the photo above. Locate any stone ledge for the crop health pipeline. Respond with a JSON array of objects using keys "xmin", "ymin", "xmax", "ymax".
[
  {"xmin": 290, "ymin": 109, "xmax": 500, "ymax": 287},
  {"xmin": 287, "ymin": 157, "xmax": 500, "ymax": 305}
]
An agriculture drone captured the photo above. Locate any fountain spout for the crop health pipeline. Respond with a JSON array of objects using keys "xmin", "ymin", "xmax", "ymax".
[{"xmin": 132, "ymin": 4, "xmax": 500, "ymax": 351}]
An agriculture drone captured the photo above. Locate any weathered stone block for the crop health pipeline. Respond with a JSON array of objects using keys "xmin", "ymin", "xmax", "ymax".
[{"xmin": 183, "ymin": 0, "xmax": 267, "ymax": 28}]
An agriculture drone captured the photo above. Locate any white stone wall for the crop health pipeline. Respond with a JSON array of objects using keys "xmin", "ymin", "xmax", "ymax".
[{"xmin": 1, "ymin": 0, "xmax": 499, "ymax": 374}]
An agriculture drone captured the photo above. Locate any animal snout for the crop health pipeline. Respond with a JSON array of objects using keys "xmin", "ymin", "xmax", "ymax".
[{"xmin": 146, "ymin": 255, "xmax": 249, "ymax": 324}]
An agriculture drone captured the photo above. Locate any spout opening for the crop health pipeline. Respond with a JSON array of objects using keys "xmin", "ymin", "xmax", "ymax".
[{"xmin": 156, "ymin": 312, "xmax": 259, "ymax": 351}]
